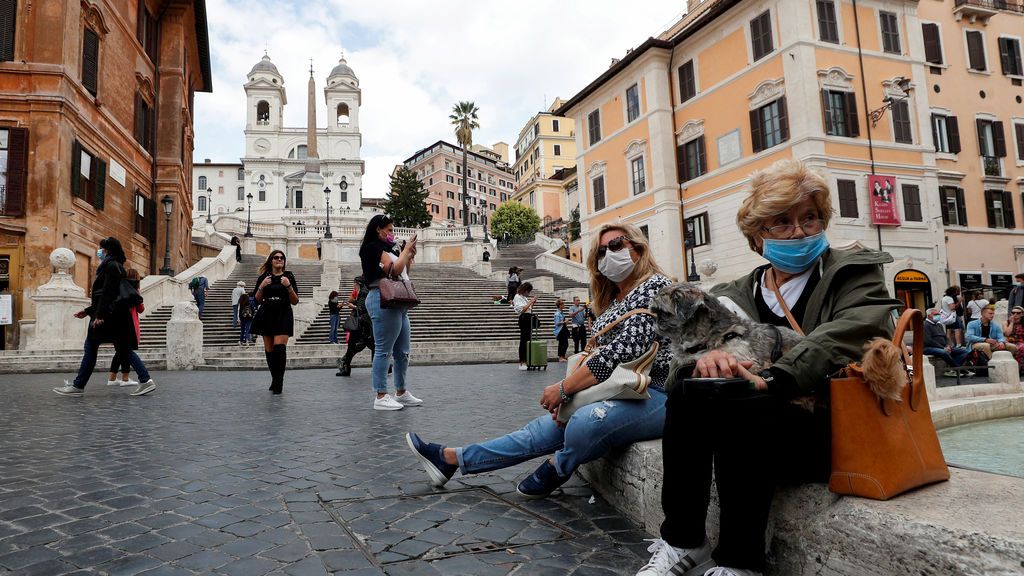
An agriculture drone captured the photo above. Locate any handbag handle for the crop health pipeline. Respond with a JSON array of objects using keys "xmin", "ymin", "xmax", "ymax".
[
  {"xmin": 764, "ymin": 269, "xmax": 805, "ymax": 336},
  {"xmin": 581, "ymin": 309, "xmax": 655, "ymax": 355},
  {"xmin": 890, "ymin": 308, "xmax": 923, "ymax": 411}
]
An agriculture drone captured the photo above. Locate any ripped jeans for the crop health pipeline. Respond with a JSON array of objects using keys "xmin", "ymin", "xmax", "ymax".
[
  {"xmin": 457, "ymin": 388, "xmax": 667, "ymax": 477},
  {"xmin": 365, "ymin": 288, "xmax": 411, "ymax": 394}
]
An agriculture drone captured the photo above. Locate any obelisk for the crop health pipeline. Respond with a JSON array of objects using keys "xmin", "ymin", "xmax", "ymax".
[{"xmin": 301, "ymin": 61, "xmax": 325, "ymax": 214}]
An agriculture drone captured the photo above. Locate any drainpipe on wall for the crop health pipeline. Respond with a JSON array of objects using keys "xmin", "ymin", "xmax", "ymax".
[
  {"xmin": 851, "ymin": 0, "xmax": 883, "ymax": 252},
  {"xmin": 148, "ymin": 3, "xmax": 169, "ymax": 276},
  {"xmin": 666, "ymin": 42, "xmax": 683, "ymax": 268}
]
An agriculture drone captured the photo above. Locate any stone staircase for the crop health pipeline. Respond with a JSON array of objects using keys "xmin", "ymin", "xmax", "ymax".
[
  {"xmin": 137, "ymin": 255, "xmax": 323, "ymax": 348},
  {"xmin": 295, "ymin": 263, "xmax": 561, "ymax": 345},
  {"xmin": 491, "ymin": 243, "xmax": 587, "ymax": 291}
]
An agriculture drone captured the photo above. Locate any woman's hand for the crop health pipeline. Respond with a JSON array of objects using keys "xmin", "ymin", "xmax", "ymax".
[
  {"xmin": 695, "ymin": 351, "xmax": 762, "ymax": 387},
  {"xmin": 259, "ymin": 276, "xmax": 272, "ymax": 290},
  {"xmin": 539, "ymin": 383, "xmax": 563, "ymax": 413},
  {"xmin": 91, "ymin": 318, "xmax": 104, "ymax": 328},
  {"xmin": 281, "ymin": 276, "xmax": 291, "ymax": 288},
  {"xmin": 74, "ymin": 310, "xmax": 87, "ymax": 319}
]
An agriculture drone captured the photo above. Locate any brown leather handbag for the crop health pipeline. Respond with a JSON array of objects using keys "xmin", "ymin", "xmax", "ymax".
[
  {"xmin": 828, "ymin": 308, "xmax": 950, "ymax": 500},
  {"xmin": 379, "ymin": 275, "xmax": 420, "ymax": 309}
]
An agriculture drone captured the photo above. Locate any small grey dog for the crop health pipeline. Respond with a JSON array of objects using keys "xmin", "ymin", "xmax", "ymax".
[{"xmin": 650, "ymin": 282, "xmax": 803, "ymax": 375}]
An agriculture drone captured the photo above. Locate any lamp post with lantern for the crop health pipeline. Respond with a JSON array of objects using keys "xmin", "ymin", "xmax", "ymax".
[
  {"xmin": 205, "ymin": 187, "xmax": 212, "ymax": 223},
  {"xmin": 244, "ymin": 192, "xmax": 253, "ymax": 237},
  {"xmin": 323, "ymin": 186, "xmax": 333, "ymax": 239},
  {"xmin": 159, "ymin": 194, "xmax": 174, "ymax": 275}
]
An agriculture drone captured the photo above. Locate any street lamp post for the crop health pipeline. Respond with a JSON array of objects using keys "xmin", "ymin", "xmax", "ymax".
[
  {"xmin": 323, "ymin": 186, "xmax": 333, "ymax": 239},
  {"xmin": 684, "ymin": 238, "xmax": 700, "ymax": 282},
  {"xmin": 159, "ymin": 195, "xmax": 174, "ymax": 275},
  {"xmin": 205, "ymin": 187, "xmax": 212, "ymax": 223},
  {"xmin": 244, "ymin": 192, "xmax": 253, "ymax": 237},
  {"xmin": 463, "ymin": 193, "xmax": 473, "ymax": 242}
]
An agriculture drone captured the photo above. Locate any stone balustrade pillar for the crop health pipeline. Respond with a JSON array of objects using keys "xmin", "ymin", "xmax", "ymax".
[
  {"xmin": 987, "ymin": 350, "xmax": 1019, "ymax": 386},
  {"xmin": 166, "ymin": 302, "xmax": 204, "ymax": 370},
  {"xmin": 26, "ymin": 248, "xmax": 91, "ymax": 351}
]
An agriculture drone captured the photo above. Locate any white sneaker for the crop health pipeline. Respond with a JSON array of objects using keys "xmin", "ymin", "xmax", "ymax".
[
  {"xmin": 518, "ymin": 364, "xmax": 528, "ymax": 371},
  {"xmin": 53, "ymin": 381, "xmax": 84, "ymax": 396},
  {"xmin": 636, "ymin": 538, "xmax": 714, "ymax": 576},
  {"xmin": 130, "ymin": 379, "xmax": 156, "ymax": 396},
  {"xmin": 373, "ymin": 395, "xmax": 404, "ymax": 411},
  {"xmin": 943, "ymin": 370, "xmax": 957, "ymax": 377},
  {"xmin": 119, "ymin": 378, "xmax": 139, "ymax": 387},
  {"xmin": 106, "ymin": 379, "xmax": 119, "ymax": 386},
  {"xmin": 704, "ymin": 567, "xmax": 762, "ymax": 576},
  {"xmin": 395, "ymin": 391, "xmax": 423, "ymax": 406}
]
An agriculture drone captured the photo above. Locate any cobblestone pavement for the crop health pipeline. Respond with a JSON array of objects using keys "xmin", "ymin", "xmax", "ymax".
[{"xmin": 0, "ymin": 364, "xmax": 653, "ymax": 575}]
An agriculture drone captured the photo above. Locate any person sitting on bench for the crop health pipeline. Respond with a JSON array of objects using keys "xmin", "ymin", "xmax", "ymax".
[
  {"xmin": 966, "ymin": 304, "xmax": 1017, "ymax": 360},
  {"xmin": 924, "ymin": 307, "xmax": 973, "ymax": 377}
]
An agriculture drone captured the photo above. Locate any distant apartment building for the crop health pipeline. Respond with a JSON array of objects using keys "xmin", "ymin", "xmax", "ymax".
[
  {"xmin": 403, "ymin": 140, "xmax": 515, "ymax": 226},
  {"xmin": 0, "ymin": 0, "xmax": 211, "ymax": 348},
  {"xmin": 508, "ymin": 99, "xmax": 578, "ymax": 237},
  {"xmin": 194, "ymin": 161, "xmax": 245, "ymax": 219},
  {"xmin": 555, "ymin": 0, "xmax": 1014, "ymax": 308}
]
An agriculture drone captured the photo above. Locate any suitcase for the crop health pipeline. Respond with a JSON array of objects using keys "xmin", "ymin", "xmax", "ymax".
[{"xmin": 524, "ymin": 313, "xmax": 547, "ymax": 370}]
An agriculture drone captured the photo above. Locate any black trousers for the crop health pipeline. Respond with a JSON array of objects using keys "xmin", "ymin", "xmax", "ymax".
[
  {"xmin": 658, "ymin": 383, "xmax": 829, "ymax": 571},
  {"xmin": 518, "ymin": 313, "xmax": 531, "ymax": 362},
  {"xmin": 342, "ymin": 329, "xmax": 375, "ymax": 366},
  {"xmin": 556, "ymin": 328, "xmax": 570, "ymax": 358},
  {"xmin": 109, "ymin": 352, "xmax": 130, "ymax": 374},
  {"xmin": 571, "ymin": 325, "xmax": 587, "ymax": 354}
]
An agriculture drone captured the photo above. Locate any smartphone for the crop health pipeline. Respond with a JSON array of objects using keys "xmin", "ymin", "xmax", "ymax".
[{"xmin": 409, "ymin": 233, "xmax": 418, "ymax": 245}]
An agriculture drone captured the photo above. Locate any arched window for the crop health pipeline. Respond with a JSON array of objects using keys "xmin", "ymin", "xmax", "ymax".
[
  {"xmin": 198, "ymin": 175, "xmax": 207, "ymax": 189},
  {"xmin": 256, "ymin": 101, "xmax": 270, "ymax": 125},
  {"xmin": 288, "ymin": 145, "xmax": 308, "ymax": 160},
  {"xmin": 336, "ymin": 103, "xmax": 350, "ymax": 125},
  {"xmin": 197, "ymin": 196, "xmax": 207, "ymax": 212}
]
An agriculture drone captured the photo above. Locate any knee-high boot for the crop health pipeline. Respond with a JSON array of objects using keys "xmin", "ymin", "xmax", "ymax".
[
  {"xmin": 265, "ymin": 350, "xmax": 274, "ymax": 390},
  {"xmin": 271, "ymin": 344, "xmax": 286, "ymax": 394}
]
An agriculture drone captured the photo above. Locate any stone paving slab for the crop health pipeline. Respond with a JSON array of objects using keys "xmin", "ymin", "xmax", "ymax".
[{"xmin": 0, "ymin": 364, "xmax": 648, "ymax": 574}]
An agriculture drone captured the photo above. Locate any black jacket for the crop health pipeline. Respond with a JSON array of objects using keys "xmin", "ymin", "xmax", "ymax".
[
  {"xmin": 84, "ymin": 258, "xmax": 138, "ymax": 349},
  {"xmin": 923, "ymin": 318, "xmax": 949, "ymax": 349}
]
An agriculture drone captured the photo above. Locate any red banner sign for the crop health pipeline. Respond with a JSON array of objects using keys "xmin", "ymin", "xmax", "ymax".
[{"xmin": 868, "ymin": 174, "xmax": 901, "ymax": 226}]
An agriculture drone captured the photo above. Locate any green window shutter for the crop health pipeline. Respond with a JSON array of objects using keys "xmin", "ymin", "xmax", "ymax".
[
  {"xmin": 750, "ymin": 108, "xmax": 763, "ymax": 153},
  {"xmin": 93, "ymin": 158, "xmax": 106, "ymax": 210},
  {"xmin": 948, "ymin": 116, "xmax": 961, "ymax": 154},
  {"xmin": 1004, "ymin": 191, "xmax": 1015, "ymax": 229},
  {"xmin": 71, "ymin": 140, "xmax": 82, "ymax": 199},
  {"xmin": 3, "ymin": 127, "xmax": 27, "ymax": 216},
  {"xmin": 993, "ymin": 121, "xmax": 1007, "ymax": 157},
  {"xmin": 0, "ymin": 0, "xmax": 16, "ymax": 62},
  {"xmin": 821, "ymin": 90, "xmax": 833, "ymax": 135},
  {"xmin": 845, "ymin": 92, "xmax": 860, "ymax": 137},
  {"xmin": 777, "ymin": 96, "xmax": 790, "ymax": 142},
  {"xmin": 82, "ymin": 28, "xmax": 99, "ymax": 96}
]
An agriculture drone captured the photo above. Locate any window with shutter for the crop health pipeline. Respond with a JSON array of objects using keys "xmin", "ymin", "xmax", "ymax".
[
  {"xmin": 750, "ymin": 11, "xmax": 773, "ymax": 61},
  {"xmin": 684, "ymin": 213, "xmax": 710, "ymax": 247},
  {"xmin": 682, "ymin": 137, "xmax": 706, "ymax": 183},
  {"xmin": 82, "ymin": 28, "xmax": 99, "ymax": 96},
  {"xmin": 822, "ymin": 90, "xmax": 857, "ymax": 137},
  {"xmin": 837, "ymin": 179, "xmax": 858, "ymax": 217},
  {"xmin": 749, "ymin": 108, "xmax": 763, "ymax": 153},
  {"xmin": 592, "ymin": 176, "xmax": 606, "ymax": 211},
  {"xmin": 880, "ymin": 12, "xmax": 901, "ymax": 54},
  {"xmin": 0, "ymin": 0, "xmax": 16, "ymax": 62},
  {"xmin": 985, "ymin": 190, "xmax": 998, "ymax": 228},
  {"xmin": 816, "ymin": 0, "xmax": 839, "ymax": 43},
  {"xmin": 922, "ymin": 23, "xmax": 942, "ymax": 65},
  {"xmin": 955, "ymin": 188, "xmax": 967, "ymax": 226},
  {"xmin": 891, "ymin": 100, "xmax": 912, "ymax": 144},
  {"xmin": 587, "ymin": 110, "xmax": 601, "ymax": 145},
  {"xmin": 679, "ymin": 60, "xmax": 696, "ymax": 102},
  {"xmin": 966, "ymin": 31, "xmax": 986, "ymax": 71},
  {"xmin": 631, "ymin": 157, "xmax": 645, "ymax": 195},
  {"xmin": 626, "ymin": 84, "xmax": 640, "ymax": 123},
  {"xmin": 0, "ymin": 127, "xmax": 27, "ymax": 216},
  {"xmin": 1015, "ymin": 123, "xmax": 1024, "ymax": 161},
  {"xmin": 901, "ymin": 184, "xmax": 922, "ymax": 222},
  {"xmin": 1004, "ymin": 191, "xmax": 1016, "ymax": 228},
  {"xmin": 948, "ymin": 115, "xmax": 962, "ymax": 153},
  {"xmin": 993, "ymin": 121, "xmax": 1007, "ymax": 157},
  {"xmin": 93, "ymin": 158, "xmax": 106, "ymax": 210},
  {"xmin": 932, "ymin": 114, "xmax": 949, "ymax": 152},
  {"xmin": 939, "ymin": 186, "xmax": 951, "ymax": 225},
  {"xmin": 999, "ymin": 37, "xmax": 1023, "ymax": 76}
]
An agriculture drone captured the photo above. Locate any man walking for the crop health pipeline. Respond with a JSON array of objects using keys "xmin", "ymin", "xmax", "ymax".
[
  {"xmin": 190, "ymin": 276, "xmax": 209, "ymax": 317},
  {"xmin": 231, "ymin": 281, "xmax": 246, "ymax": 328},
  {"xmin": 966, "ymin": 304, "xmax": 1016, "ymax": 360},
  {"xmin": 568, "ymin": 296, "xmax": 591, "ymax": 354},
  {"xmin": 1008, "ymin": 273, "xmax": 1024, "ymax": 309},
  {"xmin": 316, "ymin": 237, "xmax": 323, "ymax": 260},
  {"xmin": 924, "ymin": 307, "xmax": 972, "ymax": 376}
]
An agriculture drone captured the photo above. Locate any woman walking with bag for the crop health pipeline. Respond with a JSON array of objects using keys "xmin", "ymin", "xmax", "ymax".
[
  {"xmin": 359, "ymin": 215, "xmax": 421, "ymax": 410},
  {"xmin": 251, "ymin": 250, "xmax": 299, "ymax": 394},
  {"xmin": 513, "ymin": 283, "xmax": 538, "ymax": 370},
  {"xmin": 54, "ymin": 237, "xmax": 156, "ymax": 397},
  {"xmin": 238, "ymin": 293, "xmax": 254, "ymax": 346},
  {"xmin": 406, "ymin": 223, "xmax": 672, "ymax": 498},
  {"xmin": 338, "ymin": 276, "xmax": 378, "ymax": 377},
  {"xmin": 105, "ymin": 269, "xmax": 149, "ymax": 388}
]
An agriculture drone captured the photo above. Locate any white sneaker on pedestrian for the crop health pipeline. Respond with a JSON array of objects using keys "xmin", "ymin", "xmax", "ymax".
[
  {"xmin": 518, "ymin": 364, "xmax": 528, "ymax": 371},
  {"xmin": 53, "ymin": 381, "xmax": 84, "ymax": 397},
  {"xmin": 130, "ymin": 379, "xmax": 156, "ymax": 396},
  {"xmin": 373, "ymin": 395, "xmax": 404, "ymax": 411},
  {"xmin": 119, "ymin": 378, "xmax": 139, "ymax": 387},
  {"xmin": 636, "ymin": 538, "xmax": 714, "ymax": 576},
  {"xmin": 704, "ymin": 567, "xmax": 762, "ymax": 576},
  {"xmin": 943, "ymin": 370, "xmax": 957, "ymax": 377},
  {"xmin": 106, "ymin": 379, "xmax": 119, "ymax": 386},
  {"xmin": 395, "ymin": 391, "xmax": 423, "ymax": 406}
]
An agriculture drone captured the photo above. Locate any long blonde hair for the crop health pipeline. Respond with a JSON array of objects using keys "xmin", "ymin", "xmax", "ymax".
[{"xmin": 586, "ymin": 223, "xmax": 665, "ymax": 315}]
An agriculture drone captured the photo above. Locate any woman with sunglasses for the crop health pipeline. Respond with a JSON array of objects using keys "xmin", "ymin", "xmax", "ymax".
[
  {"xmin": 406, "ymin": 222, "xmax": 674, "ymax": 499},
  {"xmin": 1003, "ymin": 306, "xmax": 1024, "ymax": 371},
  {"xmin": 638, "ymin": 160, "xmax": 902, "ymax": 576},
  {"xmin": 251, "ymin": 250, "xmax": 299, "ymax": 394}
]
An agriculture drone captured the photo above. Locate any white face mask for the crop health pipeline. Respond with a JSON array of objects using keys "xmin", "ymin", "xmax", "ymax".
[{"xmin": 598, "ymin": 248, "xmax": 636, "ymax": 283}]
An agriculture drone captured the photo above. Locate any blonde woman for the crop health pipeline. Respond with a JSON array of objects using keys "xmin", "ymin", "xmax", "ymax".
[{"xmin": 405, "ymin": 223, "xmax": 674, "ymax": 498}]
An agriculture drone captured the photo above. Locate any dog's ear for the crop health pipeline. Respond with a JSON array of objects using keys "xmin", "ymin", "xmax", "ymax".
[{"xmin": 673, "ymin": 284, "xmax": 708, "ymax": 324}]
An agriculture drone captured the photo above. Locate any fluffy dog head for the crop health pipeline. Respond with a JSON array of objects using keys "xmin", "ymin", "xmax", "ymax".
[
  {"xmin": 651, "ymin": 283, "xmax": 739, "ymax": 347},
  {"xmin": 860, "ymin": 337, "xmax": 907, "ymax": 401}
]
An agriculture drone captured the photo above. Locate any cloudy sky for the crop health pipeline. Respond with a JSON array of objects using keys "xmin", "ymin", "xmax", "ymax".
[{"xmin": 193, "ymin": 1, "xmax": 685, "ymax": 198}]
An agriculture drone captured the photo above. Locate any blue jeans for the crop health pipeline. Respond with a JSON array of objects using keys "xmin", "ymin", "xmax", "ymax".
[
  {"xmin": 194, "ymin": 293, "xmax": 205, "ymax": 316},
  {"xmin": 74, "ymin": 340, "xmax": 150, "ymax": 389},
  {"xmin": 232, "ymin": 304, "xmax": 239, "ymax": 328},
  {"xmin": 240, "ymin": 318, "xmax": 252, "ymax": 343},
  {"xmin": 925, "ymin": 346, "xmax": 970, "ymax": 367},
  {"xmin": 457, "ymin": 388, "xmax": 667, "ymax": 477},
  {"xmin": 329, "ymin": 314, "xmax": 340, "ymax": 344},
  {"xmin": 365, "ymin": 288, "xmax": 411, "ymax": 394}
]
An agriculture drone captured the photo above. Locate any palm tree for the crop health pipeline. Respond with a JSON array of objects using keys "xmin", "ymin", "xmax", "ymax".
[{"xmin": 450, "ymin": 101, "xmax": 479, "ymax": 240}]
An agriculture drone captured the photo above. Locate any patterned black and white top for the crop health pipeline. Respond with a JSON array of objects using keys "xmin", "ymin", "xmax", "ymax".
[{"xmin": 585, "ymin": 274, "xmax": 673, "ymax": 391}]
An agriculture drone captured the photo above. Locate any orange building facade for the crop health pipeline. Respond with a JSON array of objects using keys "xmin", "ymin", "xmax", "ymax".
[
  {"xmin": 558, "ymin": 0, "xmax": 1022, "ymax": 307},
  {"xmin": 0, "ymin": 0, "xmax": 212, "ymax": 348}
]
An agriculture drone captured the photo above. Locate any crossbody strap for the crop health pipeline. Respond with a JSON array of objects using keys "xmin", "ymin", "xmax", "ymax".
[
  {"xmin": 764, "ymin": 268, "xmax": 805, "ymax": 337},
  {"xmin": 582, "ymin": 309, "xmax": 655, "ymax": 353}
]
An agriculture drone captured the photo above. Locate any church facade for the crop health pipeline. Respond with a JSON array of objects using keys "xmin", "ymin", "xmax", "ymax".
[{"xmin": 194, "ymin": 54, "xmax": 364, "ymax": 220}]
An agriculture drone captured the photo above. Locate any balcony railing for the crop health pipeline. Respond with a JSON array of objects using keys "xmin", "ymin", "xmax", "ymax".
[
  {"xmin": 954, "ymin": 0, "xmax": 1023, "ymax": 21},
  {"xmin": 983, "ymin": 156, "xmax": 1002, "ymax": 177}
]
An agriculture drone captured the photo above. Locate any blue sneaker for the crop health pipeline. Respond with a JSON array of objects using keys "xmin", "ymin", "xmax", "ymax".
[
  {"xmin": 406, "ymin": 432, "xmax": 457, "ymax": 488},
  {"xmin": 516, "ymin": 460, "xmax": 571, "ymax": 499}
]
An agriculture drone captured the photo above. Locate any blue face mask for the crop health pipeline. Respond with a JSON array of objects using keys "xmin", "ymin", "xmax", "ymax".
[
  {"xmin": 96, "ymin": 248, "xmax": 105, "ymax": 259},
  {"xmin": 761, "ymin": 233, "xmax": 829, "ymax": 274}
]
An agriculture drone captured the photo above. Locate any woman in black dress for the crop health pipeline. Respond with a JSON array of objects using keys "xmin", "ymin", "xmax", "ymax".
[{"xmin": 251, "ymin": 250, "xmax": 299, "ymax": 394}]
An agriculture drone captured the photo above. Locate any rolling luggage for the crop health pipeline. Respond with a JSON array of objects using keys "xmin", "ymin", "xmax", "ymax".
[{"xmin": 526, "ymin": 313, "xmax": 547, "ymax": 370}]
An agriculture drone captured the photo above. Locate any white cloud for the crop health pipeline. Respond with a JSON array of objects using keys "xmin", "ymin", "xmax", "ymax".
[{"xmin": 194, "ymin": 0, "xmax": 684, "ymax": 197}]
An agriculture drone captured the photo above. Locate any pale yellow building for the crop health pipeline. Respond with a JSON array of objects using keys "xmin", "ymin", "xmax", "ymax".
[
  {"xmin": 509, "ymin": 98, "xmax": 577, "ymax": 237},
  {"xmin": 556, "ymin": 0, "xmax": 1002, "ymax": 308}
]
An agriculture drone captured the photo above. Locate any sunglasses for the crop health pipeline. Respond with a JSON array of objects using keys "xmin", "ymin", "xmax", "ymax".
[
  {"xmin": 271, "ymin": 255, "xmax": 285, "ymax": 261},
  {"xmin": 597, "ymin": 236, "xmax": 628, "ymax": 258}
]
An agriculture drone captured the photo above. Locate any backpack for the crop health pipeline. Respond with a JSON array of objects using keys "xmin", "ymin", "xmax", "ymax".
[
  {"xmin": 189, "ymin": 277, "xmax": 200, "ymax": 291},
  {"xmin": 240, "ymin": 304, "xmax": 254, "ymax": 320}
]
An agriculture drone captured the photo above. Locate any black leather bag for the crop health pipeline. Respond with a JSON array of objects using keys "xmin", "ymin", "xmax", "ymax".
[
  {"xmin": 343, "ymin": 310, "xmax": 360, "ymax": 332},
  {"xmin": 114, "ymin": 278, "xmax": 143, "ymax": 310}
]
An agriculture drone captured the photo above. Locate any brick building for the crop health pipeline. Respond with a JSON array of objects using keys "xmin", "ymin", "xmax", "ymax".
[
  {"xmin": 0, "ymin": 0, "xmax": 212, "ymax": 348},
  {"xmin": 403, "ymin": 140, "xmax": 514, "ymax": 227}
]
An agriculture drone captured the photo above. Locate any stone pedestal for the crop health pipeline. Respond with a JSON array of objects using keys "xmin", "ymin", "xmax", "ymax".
[
  {"xmin": 26, "ymin": 248, "xmax": 91, "ymax": 351},
  {"xmin": 166, "ymin": 302, "xmax": 203, "ymax": 370},
  {"xmin": 987, "ymin": 349, "xmax": 1019, "ymax": 385},
  {"xmin": 922, "ymin": 360, "xmax": 937, "ymax": 400}
]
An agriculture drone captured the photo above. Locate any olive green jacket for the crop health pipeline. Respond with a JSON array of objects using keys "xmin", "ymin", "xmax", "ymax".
[{"xmin": 711, "ymin": 246, "xmax": 904, "ymax": 395}]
